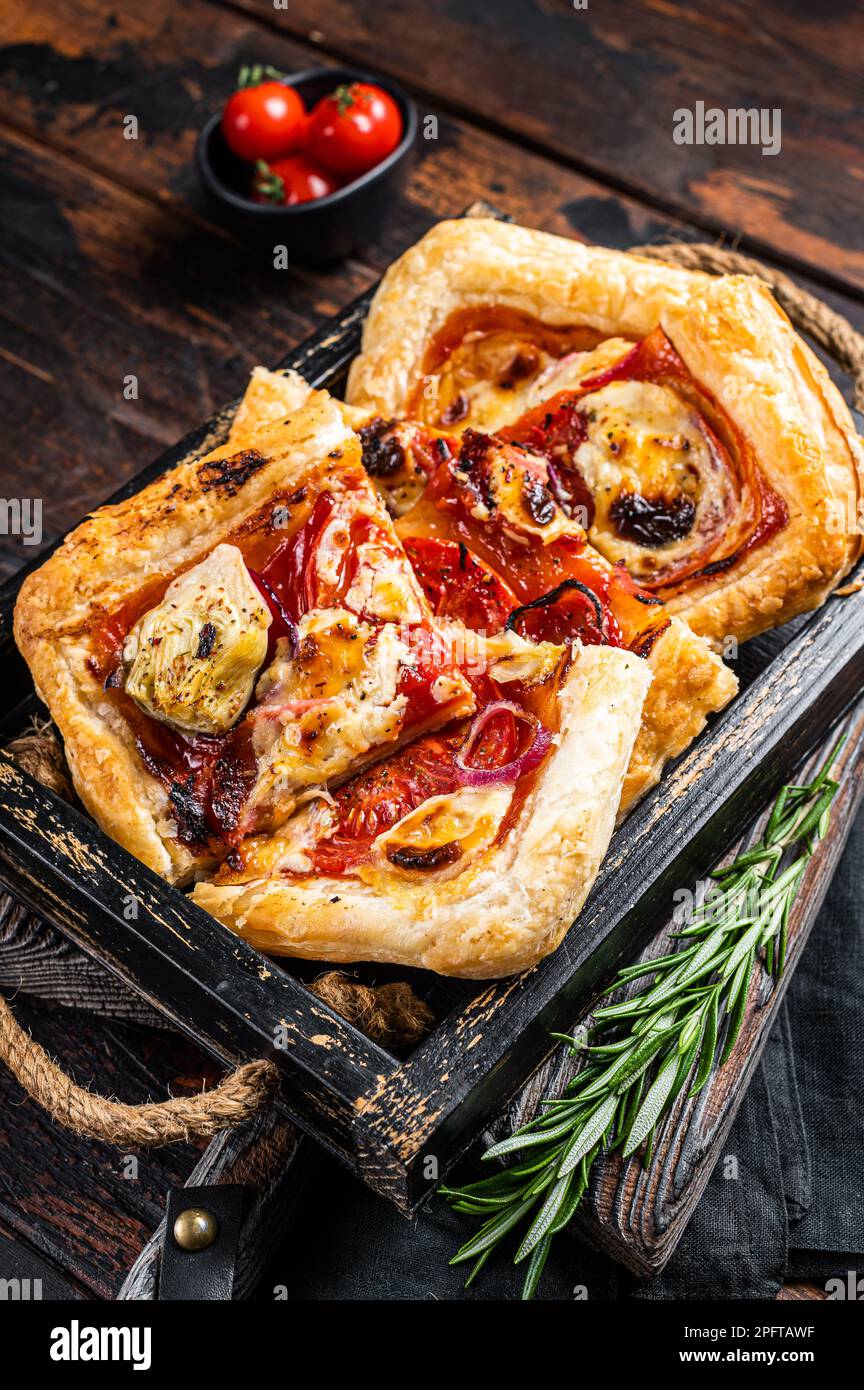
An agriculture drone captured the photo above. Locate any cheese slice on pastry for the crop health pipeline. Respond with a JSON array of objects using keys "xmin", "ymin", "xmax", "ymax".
[{"xmin": 346, "ymin": 218, "xmax": 864, "ymax": 648}]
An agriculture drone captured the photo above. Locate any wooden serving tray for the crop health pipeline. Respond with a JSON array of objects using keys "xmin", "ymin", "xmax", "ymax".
[{"xmin": 0, "ymin": 230, "xmax": 862, "ymax": 1220}]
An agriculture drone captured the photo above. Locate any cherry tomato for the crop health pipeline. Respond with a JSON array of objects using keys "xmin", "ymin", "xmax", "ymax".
[
  {"xmin": 222, "ymin": 80, "xmax": 306, "ymax": 163},
  {"xmin": 251, "ymin": 155, "xmax": 340, "ymax": 206},
  {"xmin": 307, "ymin": 82, "xmax": 403, "ymax": 177}
]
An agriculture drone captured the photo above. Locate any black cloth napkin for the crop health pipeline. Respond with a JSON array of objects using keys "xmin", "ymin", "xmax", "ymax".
[{"xmin": 262, "ymin": 800, "xmax": 864, "ymax": 1301}]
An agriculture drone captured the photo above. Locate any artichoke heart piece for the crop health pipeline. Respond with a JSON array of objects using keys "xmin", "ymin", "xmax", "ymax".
[{"xmin": 124, "ymin": 543, "xmax": 271, "ymax": 736}]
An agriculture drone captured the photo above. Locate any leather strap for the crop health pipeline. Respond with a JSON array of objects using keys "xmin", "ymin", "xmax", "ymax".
[{"xmin": 159, "ymin": 1184, "xmax": 246, "ymax": 1301}]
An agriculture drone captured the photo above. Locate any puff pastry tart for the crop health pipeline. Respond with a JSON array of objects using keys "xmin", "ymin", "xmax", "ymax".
[
  {"xmin": 346, "ymin": 219, "xmax": 864, "ymax": 649},
  {"xmin": 237, "ymin": 368, "xmax": 738, "ymax": 814},
  {"xmin": 15, "ymin": 393, "xmax": 479, "ymax": 884},
  {"xmin": 14, "ymin": 388, "xmax": 652, "ymax": 977}
]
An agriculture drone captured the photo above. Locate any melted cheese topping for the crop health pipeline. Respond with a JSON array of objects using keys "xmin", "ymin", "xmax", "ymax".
[
  {"xmin": 216, "ymin": 794, "xmax": 338, "ymax": 880},
  {"xmin": 572, "ymin": 379, "xmax": 733, "ymax": 576},
  {"xmin": 478, "ymin": 439, "xmax": 575, "ymax": 545},
  {"xmin": 343, "ymin": 541, "xmax": 425, "ymax": 622},
  {"xmin": 435, "ymin": 335, "xmax": 736, "ymax": 579},
  {"xmin": 520, "ymin": 338, "xmax": 633, "ymax": 413},
  {"xmin": 360, "ymin": 784, "xmax": 513, "ymax": 887},
  {"xmin": 246, "ymin": 608, "xmax": 412, "ymax": 830},
  {"xmin": 314, "ymin": 507, "xmax": 354, "ymax": 589},
  {"xmin": 443, "ymin": 623, "xmax": 565, "ymax": 687}
]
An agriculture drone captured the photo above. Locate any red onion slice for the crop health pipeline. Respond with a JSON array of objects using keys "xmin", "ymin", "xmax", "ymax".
[
  {"xmin": 249, "ymin": 568, "xmax": 299, "ymax": 659},
  {"xmin": 455, "ymin": 700, "xmax": 553, "ymax": 787}
]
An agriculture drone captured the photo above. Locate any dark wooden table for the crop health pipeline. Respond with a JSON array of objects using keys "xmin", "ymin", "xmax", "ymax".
[{"xmin": 0, "ymin": 0, "xmax": 860, "ymax": 1297}]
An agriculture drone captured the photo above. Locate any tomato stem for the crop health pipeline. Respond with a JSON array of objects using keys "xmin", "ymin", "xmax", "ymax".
[
  {"xmin": 253, "ymin": 159, "xmax": 285, "ymax": 205},
  {"xmin": 237, "ymin": 63, "xmax": 291, "ymax": 90}
]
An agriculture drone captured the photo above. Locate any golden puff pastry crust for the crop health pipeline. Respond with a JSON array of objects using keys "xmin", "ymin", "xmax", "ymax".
[
  {"xmin": 228, "ymin": 366, "xmax": 315, "ymax": 444},
  {"xmin": 13, "ymin": 391, "xmax": 370, "ymax": 883},
  {"xmin": 228, "ymin": 366, "xmax": 367, "ymax": 449},
  {"xmin": 192, "ymin": 643, "xmax": 652, "ymax": 979},
  {"xmin": 346, "ymin": 218, "xmax": 864, "ymax": 649},
  {"xmin": 658, "ymin": 276, "xmax": 864, "ymax": 644},
  {"xmin": 623, "ymin": 617, "xmax": 736, "ymax": 819},
  {"xmin": 346, "ymin": 218, "xmax": 706, "ymax": 413}
]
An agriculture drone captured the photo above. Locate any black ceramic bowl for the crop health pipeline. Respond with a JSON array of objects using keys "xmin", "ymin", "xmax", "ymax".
[{"xmin": 196, "ymin": 66, "xmax": 416, "ymax": 265}]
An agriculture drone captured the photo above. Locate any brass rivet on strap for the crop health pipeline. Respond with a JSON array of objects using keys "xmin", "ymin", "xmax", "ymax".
[{"xmin": 173, "ymin": 1207, "xmax": 219, "ymax": 1252}]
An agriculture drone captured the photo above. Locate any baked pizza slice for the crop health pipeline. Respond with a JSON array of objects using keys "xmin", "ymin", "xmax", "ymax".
[
  {"xmin": 192, "ymin": 635, "xmax": 650, "ymax": 978},
  {"xmin": 14, "ymin": 391, "xmax": 476, "ymax": 884},
  {"xmin": 346, "ymin": 219, "xmax": 864, "ymax": 648}
]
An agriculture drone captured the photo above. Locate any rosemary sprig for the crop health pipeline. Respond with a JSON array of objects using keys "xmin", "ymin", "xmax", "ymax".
[{"xmin": 443, "ymin": 740, "xmax": 844, "ymax": 1299}]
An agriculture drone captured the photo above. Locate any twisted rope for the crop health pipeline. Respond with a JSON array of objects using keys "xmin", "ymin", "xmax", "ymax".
[
  {"xmin": 0, "ymin": 959, "xmax": 434, "ymax": 1144},
  {"xmin": 0, "ymin": 967, "xmax": 433, "ymax": 1145},
  {"xmin": 0, "ymin": 992, "xmax": 279, "ymax": 1145}
]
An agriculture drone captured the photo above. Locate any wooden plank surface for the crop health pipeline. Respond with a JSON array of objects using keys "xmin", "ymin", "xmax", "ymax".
[
  {"xmin": 0, "ymin": 122, "xmax": 367, "ymax": 578},
  {"xmin": 232, "ymin": 0, "xmax": 864, "ymax": 294}
]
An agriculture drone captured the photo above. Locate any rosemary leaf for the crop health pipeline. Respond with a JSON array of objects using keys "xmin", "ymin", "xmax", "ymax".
[
  {"xmin": 521, "ymin": 1234, "xmax": 552, "ymax": 1300},
  {"xmin": 482, "ymin": 1113, "xmax": 581, "ymax": 1161},
  {"xmin": 689, "ymin": 992, "xmax": 720, "ymax": 1097},
  {"xmin": 719, "ymin": 963, "xmax": 752, "ymax": 1067},
  {"xmin": 622, "ymin": 1050, "xmax": 680, "ymax": 1157},
  {"xmin": 557, "ymin": 1093, "xmax": 618, "ymax": 1177},
  {"xmin": 449, "ymin": 1193, "xmax": 539, "ymax": 1265}
]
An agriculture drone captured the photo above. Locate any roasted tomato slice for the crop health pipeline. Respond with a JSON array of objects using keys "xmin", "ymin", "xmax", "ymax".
[
  {"xmin": 255, "ymin": 491, "xmax": 336, "ymax": 621},
  {"xmin": 309, "ymin": 704, "xmax": 518, "ymax": 876},
  {"xmin": 498, "ymin": 394, "xmax": 595, "ymax": 526},
  {"xmin": 505, "ymin": 577, "xmax": 613, "ymax": 646},
  {"xmin": 461, "ymin": 703, "xmax": 519, "ymax": 770},
  {"xmin": 311, "ymin": 732, "xmax": 460, "ymax": 874},
  {"xmin": 402, "ymin": 535, "xmax": 517, "ymax": 633}
]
